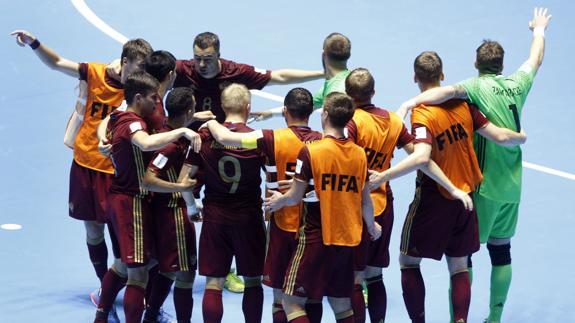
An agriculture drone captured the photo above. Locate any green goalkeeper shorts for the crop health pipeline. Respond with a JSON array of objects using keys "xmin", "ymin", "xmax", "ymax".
[{"xmin": 474, "ymin": 192, "xmax": 519, "ymax": 243}]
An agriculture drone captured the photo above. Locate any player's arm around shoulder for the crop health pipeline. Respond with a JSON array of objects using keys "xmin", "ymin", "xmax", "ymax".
[
  {"xmin": 132, "ymin": 127, "xmax": 201, "ymax": 152},
  {"xmin": 396, "ymin": 85, "xmax": 468, "ymax": 119},
  {"xmin": 205, "ymin": 120, "xmax": 263, "ymax": 148},
  {"xmin": 10, "ymin": 30, "xmax": 80, "ymax": 78},
  {"xmin": 268, "ymin": 69, "xmax": 324, "ymax": 85}
]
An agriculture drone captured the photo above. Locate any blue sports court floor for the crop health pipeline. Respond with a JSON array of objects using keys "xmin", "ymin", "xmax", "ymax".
[{"xmin": 1, "ymin": 0, "xmax": 574, "ymax": 322}]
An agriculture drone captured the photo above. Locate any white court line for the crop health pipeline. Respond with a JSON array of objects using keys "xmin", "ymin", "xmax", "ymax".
[{"xmin": 70, "ymin": 0, "xmax": 575, "ymax": 182}]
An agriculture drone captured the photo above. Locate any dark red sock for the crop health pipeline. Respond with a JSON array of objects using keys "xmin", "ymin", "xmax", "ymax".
[
  {"xmin": 289, "ymin": 315, "xmax": 310, "ymax": 323},
  {"xmin": 202, "ymin": 289, "xmax": 223, "ymax": 323},
  {"xmin": 145, "ymin": 265, "xmax": 159, "ymax": 304},
  {"xmin": 366, "ymin": 275, "xmax": 387, "ymax": 323},
  {"xmin": 351, "ymin": 284, "xmax": 365, "ymax": 323},
  {"xmin": 143, "ymin": 273, "xmax": 173, "ymax": 321},
  {"xmin": 124, "ymin": 284, "xmax": 146, "ymax": 323},
  {"xmin": 305, "ymin": 301, "xmax": 322, "ymax": 323},
  {"xmin": 451, "ymin": 271, "xmax": 471, "ymax": 322},
  {"xmin": 87, "ymin": 241, "xmax": 108, "ymax": 281},
  {"xmin": 174, "ymin": 287, "xmax": 193, "ymax": 323},
  {"xmin": 401, "ymin": 267, "xmax": 425, "ymax": 323},
  {"xmin": 272, "ymin": 302, "xmax": 288, "ymax": 323},
  {"xmin": 242, "ymin": 285, "xmax": 264, "ymax": 323},
  {"xmin": 97, "ymin": 269, "xmax": 127, "ymax": 313}
]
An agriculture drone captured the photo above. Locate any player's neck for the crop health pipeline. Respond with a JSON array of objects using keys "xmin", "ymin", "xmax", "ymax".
[
  {"xmin": 224, "ymin": 114, "xmax": 246, "ymax": 124},
  {"xmin": 167, "ymin": 117, "xmax": 185, "ymax": 129},
  {"xmin": 418, "ymin": 81, "xmax": 441, "ymax": 92},
  {"xmin": 126, "ymin": 105, "xmax": 142, "ymax": 116},
  {"xmin": 323, "ymin": 124, "xmax": 345, "ymax": 139},
  {"xmin": 325, "ymin": 62, "xmax": 347, "ymax": 79}
]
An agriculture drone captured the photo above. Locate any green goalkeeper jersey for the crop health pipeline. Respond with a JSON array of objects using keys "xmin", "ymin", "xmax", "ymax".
[
  {"xmin": 313, "ymin": 69, "xmax": 350, "ymax": 108},
  {"xmin": 458, "ymin": 64, "xmax": 536, "ymax": 203}
]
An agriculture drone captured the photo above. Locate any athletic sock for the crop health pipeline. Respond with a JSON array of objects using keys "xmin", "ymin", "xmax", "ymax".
[
  {"xmin": 97, "ymin": 269, "xmax": 127, "ymax": 313},
  {"xmin": 449, "ymin": 260, "xmax": 473, "ymax": 322},
  {"xmin": 451, "ymin": 271, "xmax": 471, "ymax": 322},
  {"xmin": 488, "ymin": 264, "xmax": 512, "ymax": 322},
  {"xmin": 272, "ymin": 302, "xmax": 288, "ymax": 323},
  {"xmin": 87, "ymin": 241, "xmax": 108, "ymax": 281},
  {"xmin": 124, "ymin": 284, "xmax": 146, "ymax": 323},
  {"xmin": 288, "ymin": 314, "xmax": 310, "ymax": 323},
  {"xmin": 336, "ymin": 309, "xmax": 355, "ymax": 323},
  {"xmin": 174, "ymin": 287, "xmax": 193, "ymax": 323},
  {"xmin": 242, "ymin": 285, "xmax": 264, "ymax": 323},
  {"xmin": 366, "ymin": 275, "xmax": 387, "ymax": 323},
  {"xmin": 401, "ymin": 267, "xmax": 425, "ymax": 323},
  {"xmin": 143, "ymin": 273, "xmax": 173, "ymax": 321},
  {"xmin": 202, "ymin": 289, "xmax": 223, "ymax": 323},
  {"xmin": 145, "ymin": 265, "xmax": 160, "ymax": 304},
  {"xmin": 351, "ymin": 284, "xmax": 365, "ymax": 323},
  {"xmin": 305, "ymin": 301, "xmax": 323, "ymax": 323}
]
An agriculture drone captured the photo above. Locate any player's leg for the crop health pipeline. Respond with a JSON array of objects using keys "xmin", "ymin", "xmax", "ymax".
[
  {"xmin": 124, "ymin": 265, "xmax": 149, "ymax": 323},
  {"xmin": 94, "ymin": 259, "xmax": 127, "ymax": 323},
  {"xmin": 351, "ymin": 271, "xmax": 366, "ymax": 323},
  {"xmin": 399, "ymin": 254, "xmax": 424, "ymax": 323},
  {"xmin": 143, "ymin": 271, "xmax": 175, "ymax": 323},
  {"xmin": 203, "ymin": 277, "xmax": 226, "ymax": 323},
  {"xmin": 84, "ymin": 220, "xmax": 108, "ymax": 281},
  {"xmin": 327, "ymin": 297, "xmax": 354, "ymax": 323},
  {"xmin": 283, "ymin": 294, "xmax": 309, "ymax": 323},
  {"xmin": 173, "ymin": 270, "xmax": 196, "ymax": 323},
  {"xmin": 364, "ymin": 266, "xmax": 386, "ymax": 323},
  {"xmin": 242, "ymin": 276, "xmax": 264, "ymax": 323},
  {"xmin": 446, "ymin": 256, "xmax": 471, "ymax": 323}
]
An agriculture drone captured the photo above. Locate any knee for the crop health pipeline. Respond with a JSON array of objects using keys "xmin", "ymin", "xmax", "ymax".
[
  {"xmin": 243, "ymin": 276, "xmax": 262, "ymax": 288},
  {"xmin": 84, "ymin": 221, "xmax": 105, "ymax": 243},
  {"xmin": 127, "ymin": 266, "xmax": 149, "ymax": 287},
  {"xmin": 205, "ymin": 277, "xmax": 225, "ymax": 291},
  {"xmin": 111, "ymin": 260, "xmax": 127, "ymax": 278},
  {"xmin": 175, "ymin": 271, "xmax": 195, "ymax": 289},
  {"xmin": 487, "ymin": 243, "xmax": 511, "ymax": 266}
]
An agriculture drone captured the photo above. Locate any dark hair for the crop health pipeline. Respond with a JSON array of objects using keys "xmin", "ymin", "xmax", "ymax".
[
  {"xmin": 345, "ymin": 68, "xmax": 375, "ymax": 103},
  {"xmin": 145, "ymin": 50, "xmax": 176, "ymax": 82},
  {"xmin": 121, "ymin": 38, "xmax": 153, "ymax": 62},
  {"xmin": 414, "ymin": 51, "xmax": 443, "ymax": 83},
  {"xmin": 284, "ymin": 87, "xmax": 313, "ymax": 119},
  {"xmin": 124, "ymin": 71, "xmax": 159, "ymax": 105},
  {"xmin": 324, "ymin": 92, "xmax": 355, "ymax": 128},
  {"xmin": 476, "ymin": 40, "xmax": 504, "ymax": 74},
  {"xmin": 166, "ymin": 87, "xmax": 196, "ymax": 118},
  {"xmin": 323, "ymin": 33, "xmax": 351, "ymax": 61},
  {"xmin": 194, "ymin": 32, "xmax": 220, "ymax": 53}
]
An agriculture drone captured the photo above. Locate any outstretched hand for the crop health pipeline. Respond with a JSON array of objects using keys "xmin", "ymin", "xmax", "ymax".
[
  {"xmin": 529, "ymin": 7, "xmax": 552, "ymax": 31},
  {"xmin": 10, "ymin": 30, "xmax": 36, "ymax": 47}
]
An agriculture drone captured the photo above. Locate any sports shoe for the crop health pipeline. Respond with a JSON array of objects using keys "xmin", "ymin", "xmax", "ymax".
[
  {"xmin": 90, "ymin": 287, "xmax": 101, "ymax": 307},
  {"xmin": 108, "ymin": 306, "xmax": 120, "ymax": 323},
  {"xmin": 157, "ymin": 307, "xmax": 176, "ymax": 323},
  {"xmin": 362, "ymin": 282, "xmax": 368, "ymax": 307},
  {"xmin": 224, "ymin": 268, "xmax": 244, "ymax": 293}
]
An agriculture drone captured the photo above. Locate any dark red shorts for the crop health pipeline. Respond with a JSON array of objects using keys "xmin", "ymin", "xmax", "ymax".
[
  {"xmin": 108, "ymin": 193, "xmax": 153, "ymax": 265},
  {"xmin": 199, "ymin": 220, "xmax": 266, "ymax": 278},
  {"xmin": 400, "ymin": 186, "xmax": 479, "ymax": 260},
  {"xmin": 151, "ymin": 203, "xmax": 197, "ymax": 273},
  {"xmin": 283, "ymin": 235, "xmax": 355, "ymax": 299},
  {"xmin": 263, "ymin": 217, "xmax": 298, "ymax": 289},
  {"xmin": 69, "ymin": 160, "xmax": 112, "ymax": 223},
  {"xmin": 355, "ymin": 193, "xmax": 394, "ymax": 270}
]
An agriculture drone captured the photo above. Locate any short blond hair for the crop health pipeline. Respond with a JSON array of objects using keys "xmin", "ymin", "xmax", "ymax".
[{"xmin": 221, "ymin": 83, "xmax": 251, "ymax": 114}]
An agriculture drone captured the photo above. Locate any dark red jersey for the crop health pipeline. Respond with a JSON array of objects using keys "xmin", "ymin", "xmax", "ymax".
[
  {"xmin": 148, "ymin": 124, "xmax": 190, "ymax": 207},
  {"xmin": 175, "ymin": 58, "xmax": 271, "ymax": 122},
  {"xmin": 107, "ymin": 110, "xmax": 151, "ymax": 197},
  {"xmin": 145, "ymin": 98, "xmax": 167, "ymax": 134},
  {"xmin": 185, "ymin": 122, "xmax": 266, "ymax": 225}
]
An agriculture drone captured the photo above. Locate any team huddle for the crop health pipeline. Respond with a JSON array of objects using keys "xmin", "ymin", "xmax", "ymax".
[{"xmin": 11, "ymin": 7, "xmax": 551, "ymax": 323}]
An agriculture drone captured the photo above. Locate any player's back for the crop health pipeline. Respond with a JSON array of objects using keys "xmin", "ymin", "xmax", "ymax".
[
  {"xmin": 458, "ymin": 68, "xmax": 535, "ymax": 202},
  {"xmin": 195, "ymin": 122, "xmax": 265, "ymax": 224}
]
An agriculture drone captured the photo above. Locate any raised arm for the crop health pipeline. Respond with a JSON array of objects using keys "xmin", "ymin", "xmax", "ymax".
[
  {"xmin": 131, "ymin": 128, "xmax": 201, "ymax": 152},
  {"xmin": 524, "ymin": 7, "xmax": 552, "ymax": 71},
  {"xmin": 396, "ymin": 85, "xmax": 468, "ymax": 119},
  {"xmin": 476, "ymin": 123, "xmax": 527, "ymax": 146},
  {"xmin": 10, "ymin": 30, "xmax": 80, "ymax": 78},
  {"xmin": 268, "ymin": 69, "xmax": 324, "ymax": 85}
]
